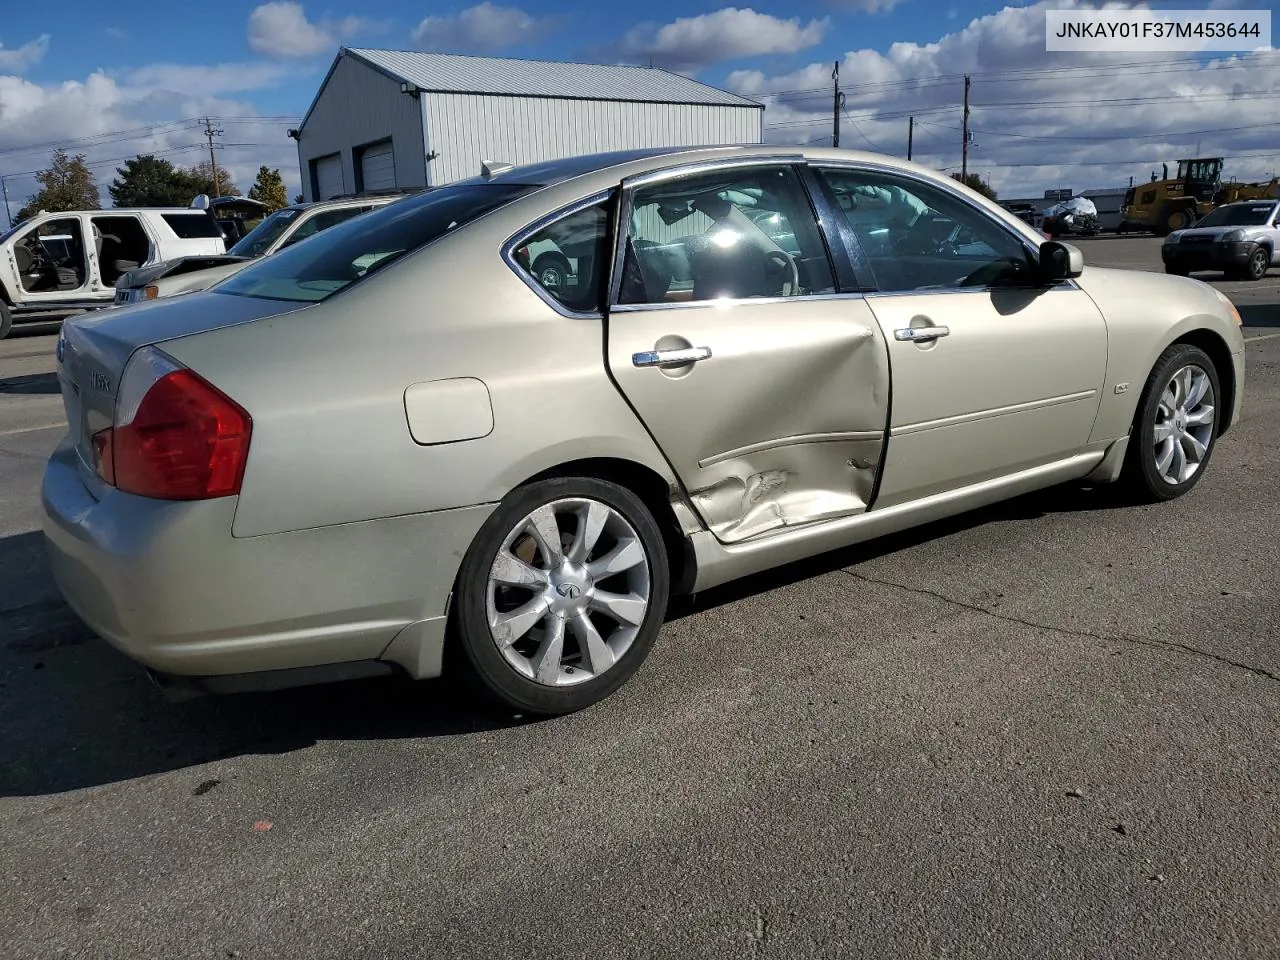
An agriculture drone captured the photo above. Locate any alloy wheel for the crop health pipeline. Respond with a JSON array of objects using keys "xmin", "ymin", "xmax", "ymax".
[
  {"xmin": 485, "ymin": 497, "xmax": 652, "ymax": 687},
  {"xmin": 1152, "ymin": 363, "xmax": 1216, "ymax": 485}
]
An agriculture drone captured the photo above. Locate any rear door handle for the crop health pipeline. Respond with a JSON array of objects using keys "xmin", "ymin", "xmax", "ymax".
[
  {"xmin": 894, "ymin": 325, "xmax": 950, "ymax": 342},
  {"xmin": 632, "ymin": 346, "xmax": 713, "ymax": 367}
]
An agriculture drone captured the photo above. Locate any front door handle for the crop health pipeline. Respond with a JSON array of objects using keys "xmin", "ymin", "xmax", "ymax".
[
  {"xmin": 632, "ymin": 345, "xmax": 713, "ymax": 368},
  {"xmin": 894, "ymin": 325, "xmax": 950, "ymax": 342}
]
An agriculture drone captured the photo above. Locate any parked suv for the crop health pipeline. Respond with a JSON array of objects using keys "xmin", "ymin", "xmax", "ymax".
[
  {"xmin": 0, "ymin": 206, "xmax": 225, "ymax": 338},
  {"xmin": 113, "ymin": 193, "xmax": 416, "ymax": 306},
  {"xmin": 1162, "ymin": 199, "xmax": 1280, "ymax": 280}
]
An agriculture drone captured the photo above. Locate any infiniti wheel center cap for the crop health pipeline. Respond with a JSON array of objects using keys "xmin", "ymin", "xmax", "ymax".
[{"xmin": 548, "ymin": 564, "xmax": 592, "ymax": 615}]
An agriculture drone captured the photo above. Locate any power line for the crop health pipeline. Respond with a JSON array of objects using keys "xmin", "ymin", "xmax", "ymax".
[
  {"xmin": 957, "ymin": 149, "xmax": 1280, "ymax": 170},
  {"xmin": 749, "ymin": 50, "xmax": 1280, "ymax": 102},
  {"xmin": 0, "ymin": 115, "xmax": 302, "ymax": 161},
  {"xmin": 916, "ymin": 118, "xmax": 1280, "ymax": 142}
]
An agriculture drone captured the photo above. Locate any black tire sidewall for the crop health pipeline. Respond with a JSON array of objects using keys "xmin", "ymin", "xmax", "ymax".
[
  {"xmin": 453, "ymin": 476, "xmax": 670, "ymax": 715},
  {"xmin": 0, "ymin": 301, "xmax": 11, "ymax": 340},
  {"xmin": 1248, "ymin": 248, "xmax": 1268, "ymax": 280},
  {"xmin": 1128, "ymin": 343, "xmax": 1221, "ymax": 500}
]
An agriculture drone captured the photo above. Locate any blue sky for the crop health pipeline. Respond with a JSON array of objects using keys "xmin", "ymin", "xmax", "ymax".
[{"xmin": 1, "ymin": 1, "xmax": 1277, "ymax": 218}]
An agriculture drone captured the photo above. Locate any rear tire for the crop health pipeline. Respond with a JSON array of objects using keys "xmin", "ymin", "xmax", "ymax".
[
  {"xmin": 1120, "ymin": 343, "xmax": 1221, "ymax": 502},
  {"xmin": 452, "ymin": 476, "xmax": 670, "ymax": 716},
  {"xmin": 0, "ymin": 301, "xmax": 11, "ymax": 340}
]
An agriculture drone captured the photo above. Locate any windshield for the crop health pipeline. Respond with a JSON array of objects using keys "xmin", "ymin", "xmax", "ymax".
[
  {"xmin": 227, "ymin": 208, "xmax": 304, "ymax": 258},
  {"xmin": 1195, "ymin": 203, "xmax": 1277, "ymax": 227},
  {"xmin": 215, "ymin": 183, "xmax": 536, "ymax": 303}
]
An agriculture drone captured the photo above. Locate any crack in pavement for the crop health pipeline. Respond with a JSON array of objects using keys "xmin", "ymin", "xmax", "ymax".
[{"xmin": 840, "ymin": 569, "xmax": 1280, "ymax": 685}]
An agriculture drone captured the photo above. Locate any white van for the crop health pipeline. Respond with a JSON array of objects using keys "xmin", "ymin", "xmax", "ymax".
[{"xmin": 0, "ymin": 206, "xmax": 226, "ymax": 338}]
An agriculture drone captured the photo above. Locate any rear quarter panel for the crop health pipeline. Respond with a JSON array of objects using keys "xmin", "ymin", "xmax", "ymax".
[
  {"xmin": 160, "ymin": 190, "xmax": 679, "ymax": 539},
  {"xmin": 1075, "ymin": 266, "xmax": 1245, "ymax": 443}
]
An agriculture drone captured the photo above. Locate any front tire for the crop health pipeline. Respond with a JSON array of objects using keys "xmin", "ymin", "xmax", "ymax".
[
  {"xmin": 0, "ymin": 301, "xmax": 11, "ymax": 340},
  {"xmin": 1120, "ymin": 343, "xmax": 1221, "ymax": 501},
  {"xmin": 453, "ymin": 477, "xmax": 670, "ymax": 716},
  {"xmin": 1239, "ymin": 247, "xmax": 1270, "ymax": 281}
]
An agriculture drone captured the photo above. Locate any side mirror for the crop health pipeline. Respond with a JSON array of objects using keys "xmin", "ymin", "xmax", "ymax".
[{"xmin": 1038, "ymin": 240, "xmax": 1083, "ymax": 282}]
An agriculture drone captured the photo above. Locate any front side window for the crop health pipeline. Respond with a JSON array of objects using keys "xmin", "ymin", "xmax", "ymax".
[
  {"xmin": 818, "ymin": 168, "xmax": 1034, "ymax": 292},
  {"xmin": 617, "ymin": 164, "xmax": 835, "ymax": 305},
  {"xmin": 215, "ymin": 184, "xmax": 535, "ymax": 304},
  {"xmin": 512, "ymin": 201, "xmax": 611, "ymax": 314}
]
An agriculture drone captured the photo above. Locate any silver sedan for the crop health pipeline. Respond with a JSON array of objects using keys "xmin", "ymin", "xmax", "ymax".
[{"xmin": 42, "ymin": 145, "xmax": 1246, "ymax": 715}]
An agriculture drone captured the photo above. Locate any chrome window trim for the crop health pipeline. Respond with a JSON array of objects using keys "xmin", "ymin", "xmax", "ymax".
[
  {"xmin": 501, "ymin": 189, "xmax": 616, "ymax": 320},
  {"xmin": 610, "ymin": 291, "xmax": 868, "ymax": 313},
  {"xmin": 808, "ymin": 159, "xmax": 1055, "ymax": 293},
  {"xmin": 607, "ymin": 156, "xmax": 843, "ymax": 312}
]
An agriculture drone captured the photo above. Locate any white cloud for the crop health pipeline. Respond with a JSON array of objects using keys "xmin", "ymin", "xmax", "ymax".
[
  {"xmin": 247, "ymin": 1, "xmax": 369, "ymax": 59},
  {"xmin": 411, "ymin": 3, "xmax": 559, "ymax": 53},
  {"xmin": 0, "ymin": 35, "xmax": 50, "ymax": 73},
  {"xmin": 828, "ymin": 0, "xmax": 903, "ymax": 11},
  {"xmin": 125, "ymin": 62, "xmax": 293, "ymax": 96},
  {"xmin": 607, "ymin": 7, "xmax": 829, "ymax": 74},
  {"xmin": 728, "ymin": 0, "xmax": 1280, "ymax": 196},
  {"xmin": 0, "ymin": 70, "xmax": 302, "ymax": 222}
]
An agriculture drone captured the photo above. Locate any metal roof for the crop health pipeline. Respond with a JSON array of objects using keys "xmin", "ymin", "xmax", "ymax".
[{"xmin": 342, "ymin": 48, "xmax": 763, "ymax": 109}]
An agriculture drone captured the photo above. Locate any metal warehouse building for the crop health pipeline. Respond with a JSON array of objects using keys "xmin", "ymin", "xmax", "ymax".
[{"xmin": 293, "ymin": 48, "xmax": 765, "ymax": 201}]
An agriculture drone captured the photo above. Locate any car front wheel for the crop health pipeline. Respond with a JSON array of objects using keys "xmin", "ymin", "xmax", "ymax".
[
  {"xmin": 1121, "ymin": 343, "xmax": 1221, "ymax": 501},
  {"xmin": 1238, "ymin": 247, "xmax": 1270, "ymax": 281},
  {"xmin": 453, "ymin": 476, "xmax": 670, "ymax": 715}
]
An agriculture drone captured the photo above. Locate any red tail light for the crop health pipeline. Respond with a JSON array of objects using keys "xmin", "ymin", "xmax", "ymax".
[{"xmin": 94, "ymin": 351, "xmax": 251, "ymax": 500}]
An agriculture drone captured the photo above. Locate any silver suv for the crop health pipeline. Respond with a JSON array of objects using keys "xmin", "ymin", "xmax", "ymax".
[
  {"xmin": 1162, "ymin": 200, "xmax": 1280, "ymax": 281},
  {"xmin": 113, "ymin": 192, "xmax": 418, "ymax": 305}
]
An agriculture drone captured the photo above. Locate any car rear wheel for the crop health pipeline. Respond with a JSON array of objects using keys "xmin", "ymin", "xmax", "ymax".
[
  {"xmin": 1121, "ymin": 343, "xmax": 1220, "ymax": 501},
  {"xmin": 0, "ymin": 301, "xmax": 11, "ymax": 340},
  {"xmin": 453, "ymin": 476, "xmax": 670, "ymax": 715}
]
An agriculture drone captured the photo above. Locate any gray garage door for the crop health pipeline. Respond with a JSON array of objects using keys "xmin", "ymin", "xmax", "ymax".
[
  {"xmin": 313, "ymin": 154, "xmax": 344, "ymax": 200},
  {"xmin": 359, "ymin": 141, "xmax": 396, "ymax": 192}
]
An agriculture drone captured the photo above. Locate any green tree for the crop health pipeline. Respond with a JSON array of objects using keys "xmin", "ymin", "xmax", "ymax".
[
  {"xmin": 951, "ymin": 171, "xmax": 998, "ymax": 202},
  {"xmin": 248, "ymin": 166, "xmax": 289, "ymax": 212},
  {"xmin": 109, "ymin": 154, "xmax": 207, "ymax": 207},
  {"xmin": 15, "ymin": 149, "xmax": 100, "ymax": 221},
  {"xmin": 187, "ymin": 160, "xmax": 240, "ymax": 198}
]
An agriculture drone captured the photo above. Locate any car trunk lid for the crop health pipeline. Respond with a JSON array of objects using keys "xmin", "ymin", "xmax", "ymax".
[{"xmin": 56, "ymin": 291, "xmax": 302, "ymax": 492}]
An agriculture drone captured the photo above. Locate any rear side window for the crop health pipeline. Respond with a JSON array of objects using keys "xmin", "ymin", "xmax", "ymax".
[
  {"xmin": 162, "ymin": 213, "xmax": 222, "ymax": 239},
  {"xmin": 216, "ymin": 184, "xmax": 535, "ymax": 303}
]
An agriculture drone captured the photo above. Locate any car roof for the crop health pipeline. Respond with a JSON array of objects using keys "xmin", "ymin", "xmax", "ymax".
[{"xmin": 460, "ymin": 144, "xmax": 945, "ymax": 191}]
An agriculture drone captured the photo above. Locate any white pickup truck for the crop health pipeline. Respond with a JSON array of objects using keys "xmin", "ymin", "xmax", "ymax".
[{"xmin": 0, "ymin": 205, "xmax": 226, "ymax": 338}]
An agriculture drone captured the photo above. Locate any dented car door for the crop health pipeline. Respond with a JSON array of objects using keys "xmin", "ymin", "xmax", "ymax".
[{"xmin": 605, "ymin": 161, "xmax": 890, "ymax": 544}]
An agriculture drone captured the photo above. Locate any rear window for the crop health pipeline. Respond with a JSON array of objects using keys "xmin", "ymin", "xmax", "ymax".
[
  {"xmin": 215, "ymin": 184, "xmax": 535, "ymax": 303},
  {"xmin": 162, "ymin": 213, "xmax": 223, "ymax": 239}
]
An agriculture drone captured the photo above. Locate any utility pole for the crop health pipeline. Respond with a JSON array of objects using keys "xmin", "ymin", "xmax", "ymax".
[
  {"xmin": 832, "ymin": 61, "xmax": 841, "ymax": 149},
  {"xmin": 907, "ymin": 116, "xmax": 914, "ymax": 161},
  {"xmin": 202, "ymin": 117, "xmax": 225, "ymax": 197},
  {"xmin": 0, "ymin": 175, "xmax": 11, "ymax": 230},
  {"xmin": 961, "ymin": 74, "xmax": 971, "ymax": 181}
]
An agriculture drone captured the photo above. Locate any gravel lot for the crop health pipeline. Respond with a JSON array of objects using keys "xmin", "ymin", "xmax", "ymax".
[{"xmin": 2, "ymin": 236, "xmax": 1278, "ymax": 959}]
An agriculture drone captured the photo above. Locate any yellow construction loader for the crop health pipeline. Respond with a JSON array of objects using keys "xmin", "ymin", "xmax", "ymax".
[{"xmin": 1120, "ymin": 157, "xmax": 1223, "ymax": 235}]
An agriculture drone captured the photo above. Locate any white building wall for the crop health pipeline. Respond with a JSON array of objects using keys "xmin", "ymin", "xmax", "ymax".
[
  {"xmin": 423, "ymin": 95, "xmax": 762, "ymax": 186},
  {"xmin": 296, "ymin": 55, "xmax": 427, "ymax": 202}
]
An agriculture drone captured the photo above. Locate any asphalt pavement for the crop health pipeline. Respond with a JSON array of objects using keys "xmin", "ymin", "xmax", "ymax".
[{"xmin": 2, "ymin": 237, "xmax": 1279, "ymax": 959}]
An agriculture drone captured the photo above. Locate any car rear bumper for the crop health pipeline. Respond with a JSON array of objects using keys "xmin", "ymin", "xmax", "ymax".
[
  {"xmin": 1162, "ymin": 240, "xmax": 1257, "ymax": 271},
  {"xmin": 41, "ymin": 436, "xmax": 492, "ymax": 685}
]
